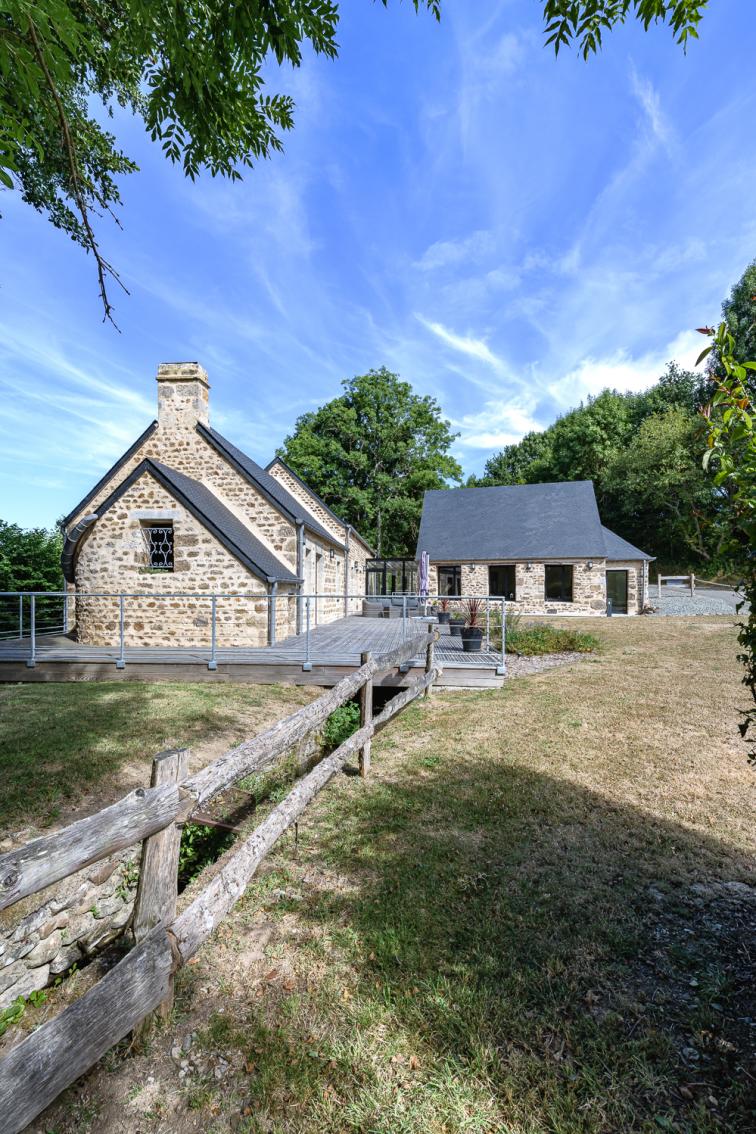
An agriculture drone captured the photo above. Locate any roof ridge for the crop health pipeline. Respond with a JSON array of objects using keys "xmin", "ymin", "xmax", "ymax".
[{"xmin": 197, "ymin": 423, "xmax": 345, "ymax": 550}]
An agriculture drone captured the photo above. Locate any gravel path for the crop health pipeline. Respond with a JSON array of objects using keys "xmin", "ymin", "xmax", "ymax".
[{"xmin": 648, "ymin": 585, "xmax": 748, "ymax": 617}]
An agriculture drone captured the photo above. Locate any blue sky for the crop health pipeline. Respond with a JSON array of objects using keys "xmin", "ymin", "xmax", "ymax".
[{"xmin": 2, "ymin": 0, "xmax": 755, "ymax": 529}]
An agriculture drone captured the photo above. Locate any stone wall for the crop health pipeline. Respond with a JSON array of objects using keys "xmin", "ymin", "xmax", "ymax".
[
  {"xmin": 268, "ymin": 460, "xmax": 371, "ymax": 617},
  {"xmin": 435, "ymin": 559, "xmax": 610, "ymax": 616},
  {"xmin": 73, "ymin": 473, "xmax": 294, "ymax": 648},
  {"xmin": 0, "ymin": 849, "xmax": 138, "ymax": 1011}
]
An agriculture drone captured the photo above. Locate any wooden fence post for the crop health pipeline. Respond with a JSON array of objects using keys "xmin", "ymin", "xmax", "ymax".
[
  {"xmin": 359, "ymin": 652, "xmax": 373, "ymax": 777},
  {"xmin": 132, "ymin": 748, "xmax": 189, "ymax": 1022},
  {"xmin": 424, "ymin": 628, "xmax": 434, "ymax": 699}
]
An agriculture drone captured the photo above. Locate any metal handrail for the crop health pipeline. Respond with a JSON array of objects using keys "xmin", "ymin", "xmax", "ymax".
[{"xmin": 1, "ymin": 590, "xmax": 508, "ymax": 675}]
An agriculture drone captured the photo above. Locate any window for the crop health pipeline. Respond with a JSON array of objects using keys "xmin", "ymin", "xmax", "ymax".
[
  {"xmin": 142, "ymin": 523, "xmax": 174, "ymax": 571},
  {"xmin": 437, "ymin": 565, "xmax": 462, "ymax": 596},
  {"xmin": 489, "ymin": 564, "xmax": 516, "ymax": 600},
  {"xmin": 365, "ymin": 559, "xmax": 418, "ymax": 596},
  {"xmin": 544, "ymin": 564, "xmax": 573, "ymax": 602}
]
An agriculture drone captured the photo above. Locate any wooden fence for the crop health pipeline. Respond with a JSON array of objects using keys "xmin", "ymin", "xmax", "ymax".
[
  {"xmin": 0, "ymin": 628, "xmax": 439, "ymax": 1134},
  {"xmin": 656, "ymin": 573, "xmax": 695, "ymax": 599}
]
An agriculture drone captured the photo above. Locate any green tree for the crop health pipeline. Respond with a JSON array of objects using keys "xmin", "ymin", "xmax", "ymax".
[
  {"xmin": 2, "ymin": 1, "xmax": 707, "ymax": 320},
  {"xmin": 709, "ymin": 260, "xmax": 756, "ymax": 396},
  {"xmin": 0, "ymin": 520, "xmax": 63, "ymax": 592},
  {"xmin": 603, "ymin": 405, "xmax": 714, "ymax": 563},
  {"xmin": 476, "ymin": 365, "xmax": 718, "ymax": 568},
  {"xmin": 698, "ymin": 319, "xmax": 756, "ymax": 763},
  {"xmin": 0, "ymin": 521, "xmax": 64, "ymax": 637},
  {"xmin": 476, "ymin": 430, "xmax": 554, "ymax": 486},
  {"xmin": 277, "ymin": 368, "xmax": 462, "ymax": 555}
]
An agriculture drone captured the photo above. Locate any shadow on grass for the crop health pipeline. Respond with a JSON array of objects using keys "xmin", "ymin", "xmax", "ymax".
[
  {"xmin": 0, "ymin": 682, "xmax": 261, "ymax": 831},
  {"xmin": 245, "ymin": 755, "xmax": 755, "ymax": 1133}
]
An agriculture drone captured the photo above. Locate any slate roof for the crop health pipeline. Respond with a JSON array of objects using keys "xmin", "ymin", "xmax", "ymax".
[
  {"xmin": 197, "ymin": 424, "xmax": 344, "ymax": 550},
  {"xmin": 416, "ymin": 481, "xmax": 650, "ymax": 561},
  {"xmin": 93, "ymin": 458, "xmax": 299, "ymax": 584},
  {"xmin": 62, "ymin": 420, "xmax": 158, "ymax": 528},
  {"xmin": 601, "ymin": 526, "xmax": 654, "ymax": 562},
  {"xmin": 265, "ymin": 456, "xmax": 375, "ymax": 555}
]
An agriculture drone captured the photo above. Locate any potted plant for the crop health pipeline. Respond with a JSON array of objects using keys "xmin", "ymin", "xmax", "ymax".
[
  {"xmin": 449, "ymin": 606, "xmax": 465, "ymax": 637},
  {"xmin": 461, "ymin": 598, "xmax": 484, "ymax": 652},
  {"xmin": 437, "ymin": 597, "xmax": 451, "ymax": 625}
]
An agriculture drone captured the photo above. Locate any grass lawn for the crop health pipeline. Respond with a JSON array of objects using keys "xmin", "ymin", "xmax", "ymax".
[
  {"xmin": 0, "ymin": 681, "xmax": 319, "ymax": 835},
  {"xmin": 19, "ymin": 617, "xmax": 756, "ymax": 1133}
]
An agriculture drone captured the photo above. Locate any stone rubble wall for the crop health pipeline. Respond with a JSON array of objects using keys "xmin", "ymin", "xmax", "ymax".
[
  {"xmin": 432, "ymin": 559, "xmax": 619, "ymax": 616},
  {"xmin": 268, "ymin": 461, "xmax": 371, "ymax": 617},
  {"xmin": 0, "ymin": 849, "xmax": 138, "ymax": 1011},
  {"xmin": 73, "ymin": 474, "xmax": 297, "ymax": 648}
]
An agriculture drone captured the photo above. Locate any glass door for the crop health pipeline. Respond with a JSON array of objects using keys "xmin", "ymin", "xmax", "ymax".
[{"xmin": 606, "ymin": 569, "xmax": 628, "ymax": 613}]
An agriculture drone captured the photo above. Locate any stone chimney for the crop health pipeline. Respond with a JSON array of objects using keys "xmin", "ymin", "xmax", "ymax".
[{"xmin": 156, "ymin": 362, "xmax": 210, "ymax": 430}]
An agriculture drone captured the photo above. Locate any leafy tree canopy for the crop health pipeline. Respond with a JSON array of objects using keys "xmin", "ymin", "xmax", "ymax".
[
  {"xmin": 708, "ymin": 259, "xmax": 756, "ymax": 394},
  {"xmin": 2, "ymin": 0, "xmax": 707, "ymax": 321},
  {"xmin": 471, "ymin": 365, "xmax": 717, "ymax": 569},
  {"xmin": 277, "ymin": 367, "xmax": 462, "ymax": 556},
  {"xmin": 0, "ymin": 520, "xmax": 62, "ymax": 592}
]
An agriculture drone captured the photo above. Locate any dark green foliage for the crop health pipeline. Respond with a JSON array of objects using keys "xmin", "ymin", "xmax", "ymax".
[
  {"xmin": 543, "ymin": 0, "xmax": 707, "ymax": 58},
  {"xmin": 278, "ymin": 368, "xmax": 462, "ymax": 555},
  {"xmin": 474, "ymin": 365, "xmax": 721, "ymax": 570},
  {"xmin": 0, "ymin": 519, "xmax": 63, "ymax": 592},
  {"xmin": 322, "ymin": 700, "xmax": 361, "ymax": 751},
  {"xmin": 178, "ymin": 822, "xmax": 235, "ymax": 890},
  {"xmin": 709, "ymin": 260, "xmax": 756, "ymax": 397},
  {"xmin": 0, "ymin": 519, "xmax": 64, "ymax": 637}
]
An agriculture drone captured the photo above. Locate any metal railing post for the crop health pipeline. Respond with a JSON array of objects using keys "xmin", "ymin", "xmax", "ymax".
[
  {"xmin": 26, "ymin": 595, "xmax": 36, "ymax": 667},
  {"xmin": 485, "ymin": 597, "xmax": 490, "ymax": 651},
  {"xmin": 496, "ymin": 598, "xmax": 506, "ymax": 676},
  {"xmin": 18, "ymin": 594, "xmax": 23, "ymax": 641},
  {"xmin": 268, "ymin": 582, "xmax": 278, "ymax": 647},
  {"xmin": 63, "ymin": 592, "xmax": 69, "ymax": 635},
  {"xmin": 302, "ymin": 597, "xmax": 312, "ymax": 671},
  {"xmin": 208, "ymin": 594, "xmax": 218, "ymax": 671},
  {"xmin": 402, "ymin": 594, "xmax": 407, "ymax": 639},
  {"xmin": 116, "ymin": 594, "xmax": 126, "ymax": 669}
]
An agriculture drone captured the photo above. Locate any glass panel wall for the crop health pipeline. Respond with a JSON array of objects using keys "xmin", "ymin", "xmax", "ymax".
[{"xmin": 365, "ymin": 559, "xmax": 418, "ymax": 595}]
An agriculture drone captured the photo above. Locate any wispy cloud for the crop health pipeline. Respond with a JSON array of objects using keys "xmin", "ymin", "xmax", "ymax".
[
  {"xmin": 630, "ymin": 64, "xmax": 673, "ymax": 150},
  {"xmin": 415, "ymin": 315, "xmax": 508, "ymax": 373}
]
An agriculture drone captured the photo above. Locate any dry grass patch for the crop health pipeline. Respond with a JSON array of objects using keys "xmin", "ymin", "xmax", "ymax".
[{"xmin": 25, "ymin": 617, "xmax": 756, "ymax": 1133}]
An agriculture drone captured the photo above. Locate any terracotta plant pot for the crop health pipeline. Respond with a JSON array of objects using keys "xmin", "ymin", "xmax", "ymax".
[{"xmin": 461, "ymin": 626, "xmax": 483, "ymax": 652}]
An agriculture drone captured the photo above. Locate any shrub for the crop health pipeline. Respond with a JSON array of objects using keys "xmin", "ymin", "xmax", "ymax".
[
  {"xmin": 178, "ymin": 822, "xmax": 235, "ymax": 890},
  {"xmin": 322, "ymin": 701, "xmax": 361, "ymax": 751},
  {"xmin": 506, "ymin": 623, "xmax": 599, "ymax": 656}
]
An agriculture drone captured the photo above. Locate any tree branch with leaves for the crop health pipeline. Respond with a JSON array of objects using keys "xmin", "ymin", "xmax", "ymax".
[{"xmin": 697, "ymin": 318, "xmax": 756, "ymax": 763}]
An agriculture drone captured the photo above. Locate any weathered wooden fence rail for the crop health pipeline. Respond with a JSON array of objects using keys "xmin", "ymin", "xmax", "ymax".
[
  {"xmin": 656, "ymin": 573, "xmax": 695, "ymax": 598},
  {"xmin": 0, "ymin": 628, "xmax": 439, "ymax": 1134}
]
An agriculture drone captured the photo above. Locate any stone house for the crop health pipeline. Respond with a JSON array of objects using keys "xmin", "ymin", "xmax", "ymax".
[
  {"xmin": 61, "ymin": 362, "xmax": 372, "ymax": 648},
  {"xmin": 416, "ymin": 481, "xmax": 653, "ymax": 615}
]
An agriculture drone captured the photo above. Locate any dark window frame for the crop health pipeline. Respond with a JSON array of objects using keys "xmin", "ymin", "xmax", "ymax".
[
  {"xmin": 488, "ymin": 564, "xmax": 516, "ymax": 601},
  {"xmin": 142, "ymin": 522, "xmax": 175, "ymax": 572},
  {"xmin": 437, "ymin": 565, "xmax": 462, "ymax": 597},
  {"xmin": 365, "ymin": 558, "xmax": 418, "ymax": 596},
  {"xmin": 544, "ymin": 563, "xmax": 573, "ymax": 603}
]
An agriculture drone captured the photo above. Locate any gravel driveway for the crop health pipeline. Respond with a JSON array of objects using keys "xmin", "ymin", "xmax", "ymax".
[{"xmin": 648, "ymin": 584, "xmax": 748, "ymax": 617}]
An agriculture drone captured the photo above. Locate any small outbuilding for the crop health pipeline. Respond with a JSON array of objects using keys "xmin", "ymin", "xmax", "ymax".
[{"xmin": 416, "ymin": 481, "xmax": 653, "ymax": 615}]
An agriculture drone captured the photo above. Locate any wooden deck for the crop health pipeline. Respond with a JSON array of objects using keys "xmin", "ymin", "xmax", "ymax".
[{"xmin": 0, "ymin": 616, "xmax": 506, "ymax": 689}]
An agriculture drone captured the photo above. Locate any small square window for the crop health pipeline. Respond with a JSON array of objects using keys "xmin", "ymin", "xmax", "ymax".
[{"xmin": 142, "ymin": 523, "xmax": 174, "ymax": 571}]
